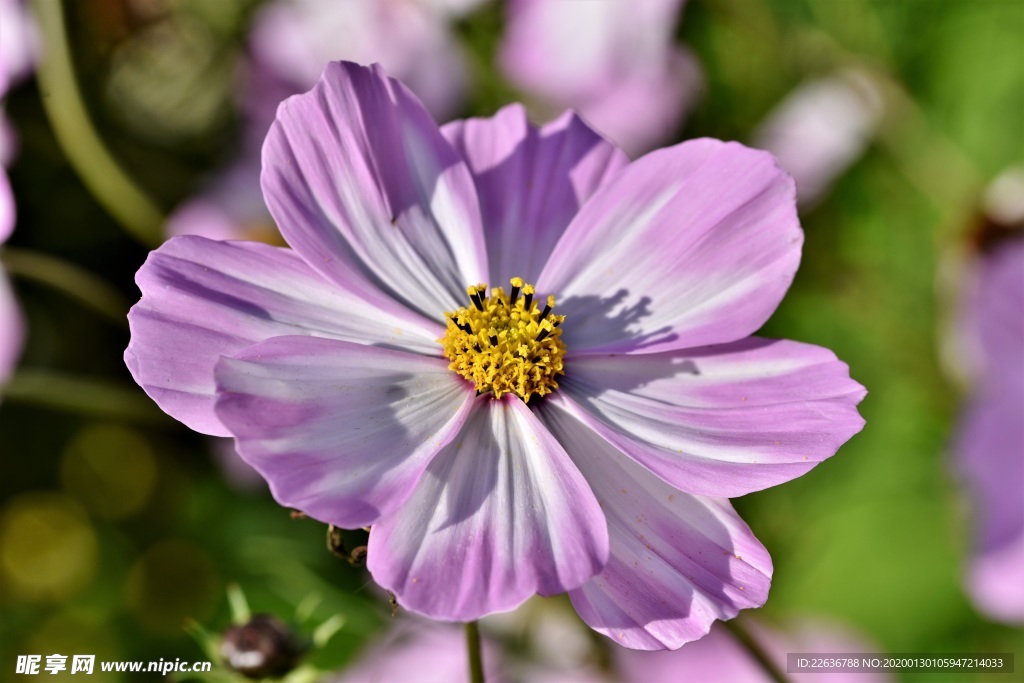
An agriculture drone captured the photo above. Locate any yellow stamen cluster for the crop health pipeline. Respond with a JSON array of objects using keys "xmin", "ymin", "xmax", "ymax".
[{"xmin": 440, "ymin": 278, "xmax": 566, "ymax": 402}]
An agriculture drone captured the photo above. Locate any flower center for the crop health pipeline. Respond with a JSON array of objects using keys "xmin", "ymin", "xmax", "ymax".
[{"xmin": 440, "ymin": 278, "xmax": 566, "ymax": 402}]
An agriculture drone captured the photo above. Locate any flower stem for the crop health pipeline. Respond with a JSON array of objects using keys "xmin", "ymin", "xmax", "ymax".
[
  {"xmin": 723, "ymin": 619, "xmax": 789, "ymax": 683},
  {"xmin": 1, "ymin": 247, "xmax": 129, "ymax": 327},
  {"xmin": 1, "ymin": 369, "xmax": 167, "ymax": 423},
  {"xmin": 30, "ymin": 0, "xmax": 165, "ymax": 246},
  {"xmin": 465, "ymin": 621, "xmax": 485, "ymax": 683}
]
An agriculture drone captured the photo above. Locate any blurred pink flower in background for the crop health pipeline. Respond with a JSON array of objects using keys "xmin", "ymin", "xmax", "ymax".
[
  {"xmin": 327, "ymin": 623, "xmax": 505, "ymax": 683},
  {"xmin": 329, "ymin": 616, "xmax": 888, "ymax": 683},
  {"xmin": 0, "ymin": 0, "xmax": 35, "ymax": 100},
  {"xmin": 250, "ymin": 0, "xmax": 482, "ymax": 123},
  {"xmin": 164, "ymin": 152, "xmax": 274, "ymax": 243},
  {"xmin": 0, "ymin": 0, "xmax": 37, "ymax": 229},
  {"xmin": 753, "ymin": 69, "xmax": 885, "ymax": 207},
  {"xmin": 499, "ymin": 0, "xmax": 702, "ymax": 157},
  {"xmin": 167, "ymin": 0, "xmax": 483, "ymax": 242},
  {"xmin": 952, "ymin": 168, "xmax": 1024, "ymax": 624},
  {"xmin": 613, "ymin": 619, "xmax": 892, "ymax": 683},
  {"xmin": 0, "ymin": 0, "xmax": 36, "ymax": 395}
]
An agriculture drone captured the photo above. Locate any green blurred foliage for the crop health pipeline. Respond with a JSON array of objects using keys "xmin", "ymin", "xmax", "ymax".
[{"xmin": 1, "ymin": 0, "xmax": 1021, "ymax": 681}]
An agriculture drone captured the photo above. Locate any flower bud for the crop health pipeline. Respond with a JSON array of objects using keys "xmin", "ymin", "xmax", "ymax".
[{"xmin": 220, "ymin": 614, "xmax": 303, "ymax": 679}]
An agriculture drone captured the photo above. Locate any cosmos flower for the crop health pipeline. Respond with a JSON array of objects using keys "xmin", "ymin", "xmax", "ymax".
[
  {"xmin": 167, "ymin": 0, "xmax": 481, "ymax": 242},
  {"xmin": 126, "ymin": 62, "xmax": 865, "ymax": 649},
  {"xmin": 499, "ymin": 0, "xmax": 702, "ymax": 157},
  {"xmin": 952, "ymin": 171, "xmax": 1024, "ymax": 624}
]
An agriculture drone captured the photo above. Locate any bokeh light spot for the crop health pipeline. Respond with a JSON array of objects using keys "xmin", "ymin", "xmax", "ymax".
[
  {"xmin": 60, "ymin": 423, "xmax": 158, "ymax": 519},
  {"xmin": 0, "ymin": 494, "xmax": 98, "ymax": 604},
  {"xmin": 124, "ymin": 540, "xmax": 219, "ymax": 635}
]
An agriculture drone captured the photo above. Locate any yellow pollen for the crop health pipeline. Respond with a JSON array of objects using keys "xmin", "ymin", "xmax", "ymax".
[{"xmin": 440, "ymin": 278, "xmax": 566, "ymax": 401}]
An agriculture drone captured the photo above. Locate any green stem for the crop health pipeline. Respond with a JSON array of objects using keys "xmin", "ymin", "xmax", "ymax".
[
  {"xmin": 465, "ymin": 621, "xmax": 485, "ymax": 683},
  {"xmin": 31, "ymin": 0, "xmax": 164, "ymax": 246},
  {"xmin": 1, "ymin": 369, "xmax": 168, "ymax": 423},
  {"xmin": 723, "ymin": 619, "xmax": 789, "ymax": 683},
  {"xmin": 1, "ymin": 247, "xmax": 129, "ymax": 327},
  {"xmin": 873, "ymin": 72, "xmax": 983, "ymax": 222}
]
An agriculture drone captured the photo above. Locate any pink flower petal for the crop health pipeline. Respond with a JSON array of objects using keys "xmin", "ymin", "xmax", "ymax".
[
  {"xmin": 0, "ymin": 0, "xmax": 37, "ymax": 96},
  {"xmin": 555, "ymin": 338, "xmax": 866, "ymax": 497},
  {"xmin": 261, "ymin": 61, "xmax": 488, "ymax": 320},
  {"xmin": 125, "ymin": 235, "xmax": 443, "ymax": 436},
  {"xmin": 967, "ymin": 525, "xmax": 1024, "ymax": 625},
  {"xmin": 442, "ymin": 104, "xmax": 628, "ymax": 286},
  {"xmin": 327, "ymin": 622, "xmax": 506, "ymax": 683},
  {"xmin": 569, "ymin": 46, "xmax": 702, "ymax": 158},
  {"xmin": 538, "ymin": 139, "xmax": 802, "ymax": 355},
  {"xmin": 0, "ymin": 113, "xmax": 14, "ymax": 169},
  {"xmin": 959, "ymin": 390, "xmax": 1024, "ymax": 623},
  {"xmin": 971, "ymin": 240, "xmax": 1024, "ymax": 389},
  {"xmin": 537, "ymin": 400, "xmax": 772, "ymax": 650},
  {"xmin": 499, "ymin": 0, "xmax": 695, "ymax": 156},
  {"xmin": 214, "ymin": 336, "xmax": 474, "ymax": 528},
  {"xmin": 615, "ymin": 619, "xmax": 892, "ymax": 682},
  {"xmin": 502, "ymin": 0, "xmax": 686, "ymax": 96},
  {"xmin": 0, "ymin": 166, "xmax": 13, "ymax": 243},
  {"xmin": 368, "ymin": 394, "xmax": 608, "ymax": 621},
  {"xmin": 250, "ymin": 0, "xmax": 476, "ymax": 121},
  {"xmin": 954, "ymin": 239, "xmax": 1024, "ymax": 624},
  {"xmin": 753, "ymin": 70, "xmax": 884, "ymax": 207},
  {"xmin": 166, "ymin": 154, "xmax": 268, "ymax": 242}
]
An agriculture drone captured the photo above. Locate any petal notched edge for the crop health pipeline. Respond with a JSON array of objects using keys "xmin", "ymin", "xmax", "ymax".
[
  {"xmin": 557, "ymin": 337, "xmax": 866, "ymax": 497},
  {"xmin": 261, "ymin": 60, "xmax": 488, "ymax": 319},
  {"xmin": 367, "ymin": 394, "xmax": 609, "ymax": 621},
  {"xmin": 539, "ymin": 139, "xmax": 803, "ymax": 355},
  {"xmin": 125, "ymin": 235, "xmax": 442, "ymax": 436},
  {"xmin": 537, "ymin": 400, "xmax": 772, "ymax": 650}
]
